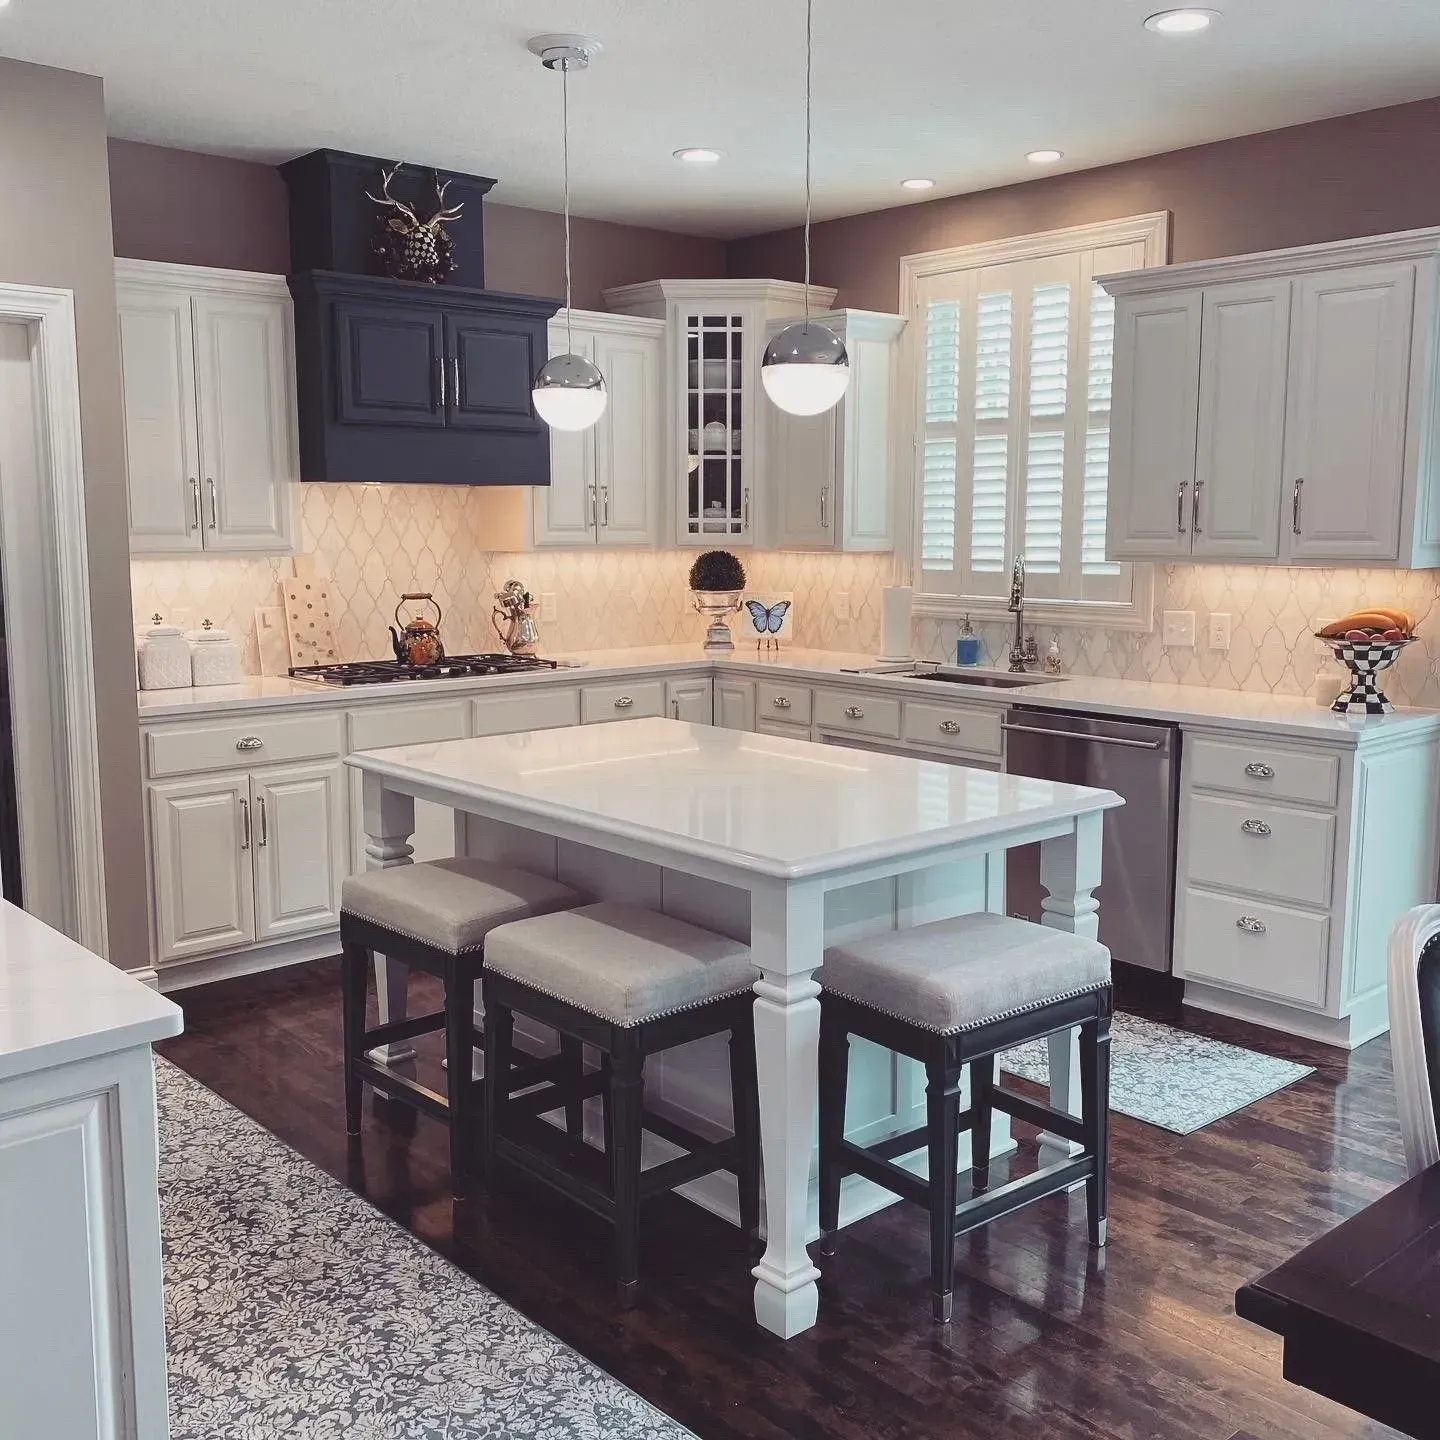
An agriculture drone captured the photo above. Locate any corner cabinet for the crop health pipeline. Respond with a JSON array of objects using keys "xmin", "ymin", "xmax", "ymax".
[
  {"xmin": 116, "ymin": 260, "xmax": 299, "ymax": 555},
  {"xmin": 762, "ymin": 308, "xmax": 905, "ymax": 551},
  {"xmin": 533, "ymin": 310, "xmax": 665, "ymax": 548},
  {"xmin": 1102, "ymin": 228, "xmax": 1440, "ymax": 567},
  {"xmin": 602, "ymin": 279, "xmax": 836, "ymax": 547}
]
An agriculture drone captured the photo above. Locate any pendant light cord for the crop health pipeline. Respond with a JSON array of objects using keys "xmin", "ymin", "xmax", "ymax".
[
  {"xmin": 803, "ymin": 0, "xmax": 812, "ymax": 327},
  {"xmin": 562, "ymin": 57, "xmax": 573, "ymax": 351}
]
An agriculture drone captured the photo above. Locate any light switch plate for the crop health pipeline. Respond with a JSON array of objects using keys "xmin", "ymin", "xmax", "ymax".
[
  {"xmin": 540, "ymin": 592, "xmax": 558, "ymax": 623},
  {"xmin": 1208, "ymin": 612, "xmax": 1232, "ymax": 651},
  {"xmin": 1162, "ymin": 609, "xmax": 1196, "ymax": 647},
  {"xmin": 834, "ymin": 591, "xmax": 851, "ymax": 621}
]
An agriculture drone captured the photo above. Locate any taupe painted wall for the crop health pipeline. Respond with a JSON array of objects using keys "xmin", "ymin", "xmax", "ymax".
[
  {"xmin": 0, "ymin": 60, "xmax": 146, "ymax": 970},
  {"xmin": 727, "ymin": 95, "xmax": 1440, "ymax": 310},
  {"xmin": 108, "ymin": 140, "xmax": 725, "ymax": 300}
]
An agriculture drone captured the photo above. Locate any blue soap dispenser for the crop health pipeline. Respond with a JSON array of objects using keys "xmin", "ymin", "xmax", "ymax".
[{"xmin": 956, "ymin": 614, "xmax": 981, "ymax": 667}]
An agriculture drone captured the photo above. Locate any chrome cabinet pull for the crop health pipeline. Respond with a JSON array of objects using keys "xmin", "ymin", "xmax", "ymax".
[
  {"xmin": 588, "ymin": 484, "xmax": 597, "ymax": 527},
  {"xmin": 1177, "ymin": 480, "xmax": 1188, "ymax": 534},
  {"xmin": 819, "ymin": 485, "xmax": 829, "ymax": 529},
  {"xmin": 1244, "ymin": 762, "xmax": 1275, "ymax": 779},
  {"xmin": 435, "ymin": 355, "xmax": 446, "ymax": 407},
  {"xmin": 206, "ymin": 478, "xmax": 217, "ymax": 529},
  {"xmin": 1241, "ymin": 818, "xmax": 1272, "ymax": 836},
  {"xmin": 1292, "ymin": 477, "xmax": 1304, "ymax": 536},
  {"xmin": 614, "ymin": 696, "xmax": 634, "ymax": 710},
  {"xmin": 939, "ymin": 719, "xmax": 962, "ymax": 734},
  {"xmin": 235, "ymin": 736, "xmax": 264, "ymax": 752},
  {"xmin": 844, "ymin": 705, "xmax": 865, "ymax": 720},
  {"xmin": 999, "ymin": 720, "xmax": 1166, "ymax": 752},
  {"xmin": 1236, "ymin": 915, "xmax": 1267, "ymax": 934},
  {"xmin": 601, "ymin": 485, "xmax": 610, "ymax": 527},
  {"xmin": 257, "ymin": 797, "xmax": 268, "ymax": 847},
  {"xmin": 772, "ymin": 696, "xmax": 792, "ymax": 710},
  {"xmin": 239, "ymin": 798, "xmax": 251, "ymax": 851},
  {"xmin": 671, "ymin": 699, "xmax": 680, "ymax": 719},
  {"xmin": 450, "ymin": 356, "xmax": 460, "ymax": 403},
  {"xmin": 189, "ymin": 477, "xmax": 201, "ymax": 531},
  {"xmin": 1192, "ymin": 479, "xmax": 1203, "ymax": 535},
  {"xmin": 743, "ymin": 487, "xmax": 751, "ymax": 529}
]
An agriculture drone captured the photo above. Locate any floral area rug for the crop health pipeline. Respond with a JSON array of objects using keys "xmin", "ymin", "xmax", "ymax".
[
  {"xmin": 156, "ymin": 1057, "xmax": 693, "ymax": 1440},
  {"xmin": 999, "ymin": 1011, "xmax": 1315, "ymax": 1135}
]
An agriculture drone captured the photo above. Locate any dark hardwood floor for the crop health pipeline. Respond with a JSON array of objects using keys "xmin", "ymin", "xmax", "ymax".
[{"xmin": 158, "ymin": 959, "xmax": 1405, "ymax": 1440}]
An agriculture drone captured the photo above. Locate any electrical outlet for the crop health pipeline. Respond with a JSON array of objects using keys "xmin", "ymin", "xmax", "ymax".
[
  {"xmin": 1207, "ymin": 612, "xmax": 1232, "ymax": 651},
  {"xmin": 834, "ymin": 591, "xmax": 851, "ymax": 622},
  {"xmin": 1162, "ymin": 609, "xmax": 1196, "ymax": 647},
  {"xmin": 540, "ymin": 592, "xmax": 558, "ymax": 623}
]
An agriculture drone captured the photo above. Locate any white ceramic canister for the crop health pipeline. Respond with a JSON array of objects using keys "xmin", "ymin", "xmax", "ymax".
[
  {"xmin": 137, "ymin": 615, "xmax": 192, "ymax": 691},
  {"xmin": 188, "ymin": 619, "xmax": 243, "ymax": 687}
]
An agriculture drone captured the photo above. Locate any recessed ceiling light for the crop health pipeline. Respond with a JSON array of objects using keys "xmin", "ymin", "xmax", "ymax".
[
  {"xmin": 901, "ymin": 178, "xmax": 935, "ymax": 191},
  {"xmin": 1144, "ymin": 8, "xmax": 1220, "ymax": 34},
  {"xmin": 673, "ymin": 147, "xmax": 722, "ymax": 164},
  {"xmin": 1026, "ymin": 149, "xmax": 1064, "ymax": 165}
]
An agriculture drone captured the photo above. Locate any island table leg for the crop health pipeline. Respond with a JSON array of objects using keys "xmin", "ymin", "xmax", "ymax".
[
  {"xmin": 1037, "ymin": 811, "xmax": 1103, "ymax": 1167},
  {"xmin": 362, "ymin": 774, "xmax": 417, "ymax": 1066},
  {"xmin": 749, "ymin": 880, "xmax": 825, "ymax": 1339}
]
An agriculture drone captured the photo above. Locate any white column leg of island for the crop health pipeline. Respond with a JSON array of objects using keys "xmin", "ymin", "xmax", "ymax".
[
  {"xmin": 749, "ymin": 878, "xmax": 826, "ymax": 1339},
  {"xmin": 362, "ymin": 774, "xmax": 417, "ymax": 1066},
  {"xmin": 1037, "ymin": 812, "xmax": 1103, "ymax": 1167}
]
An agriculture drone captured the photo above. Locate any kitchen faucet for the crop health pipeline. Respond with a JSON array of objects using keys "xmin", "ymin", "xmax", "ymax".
[{"xmin": 1007, "ymin": 553, "xmax": 1039, "ymax": 672}]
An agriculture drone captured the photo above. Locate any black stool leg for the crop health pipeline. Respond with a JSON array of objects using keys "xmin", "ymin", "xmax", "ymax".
[
  {"xmin": 817, "ymin": 1006, "xmax": 849, "ymax": 1257},
  {"xmin": 482, "ymin": 992, "xmax": 515, "ymax": 1192},
  {"xmin": 560, "ymin": 1034, "xmax": 586, "ymax": 1143},
  {"xmin": 608, "ymin": 1036, "xmax": 645, "ymax": 1307},
  {"xmin": 728, "ymin": 1017, "xmax": 761, "ymax": 1249},
  {"xmin": 969, "ymin": 1054, "xmax": 994, "ymax": 1193},
  {"xmin": 926, "ymin": 1051, "xmax": 963, "ymax": 1323},
  {"xmin": 1080, "ymin": 1012, "xmax": 1111, "ymax": 1247},
  {"xmin": 341, "ymin": 942, "xmax": 369, "ymax": 1137},
  {"xmin": 444, "ymin": 959, "xmax": 479, "ymax": 1199}
]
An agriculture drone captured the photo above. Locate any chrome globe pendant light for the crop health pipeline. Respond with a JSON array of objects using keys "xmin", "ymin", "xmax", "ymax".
[
  {"xmin": 529, "ymin": 34, "xmax": 608, "ymax": 432},
  {"xmin": 761, "ymin": 0, "xmax": 849, "ymax": 417}
]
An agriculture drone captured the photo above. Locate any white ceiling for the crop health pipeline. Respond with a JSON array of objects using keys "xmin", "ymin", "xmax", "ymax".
[{"xmin": 6, "ymin": 0, "xmax": 1440, "ymax": 238}]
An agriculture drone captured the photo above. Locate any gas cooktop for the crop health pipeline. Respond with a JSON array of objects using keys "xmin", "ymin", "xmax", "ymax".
[{"xmin": 289, "ymin": 654, "xmax": 561, "ymax": 686}]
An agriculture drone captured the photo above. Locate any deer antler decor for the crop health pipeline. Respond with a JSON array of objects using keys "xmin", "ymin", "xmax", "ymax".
[{"xmin": 366, "ymin": 163, "xmax": 465, "ymax": 284}]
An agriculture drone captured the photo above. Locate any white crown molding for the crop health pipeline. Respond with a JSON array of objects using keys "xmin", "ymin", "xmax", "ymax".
[
  {"xmin": 114, "ymin": 257, "xmax": 291, "ymax": 299},
  {"xmin": 603, "ymin": 278, "xmax": 838, "ymax": 311},
  {"xmin": 549, "ymin": 306, "xmax": 665, "ymax": 337}
]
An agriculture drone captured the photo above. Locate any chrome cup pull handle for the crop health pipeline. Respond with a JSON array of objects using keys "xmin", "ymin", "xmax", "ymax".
[
  {"xmin": 236, "ymin": 736, "xmax": 264, "ymax": 752},
  {"xmin": 613, "ymin": 696, "xmax": 634, "ymax": 710},
  {"xmin": 939, "ymin": 719, "xmax": 962, "ymax": 734},
  {"xmin": 1244, "ymin": 762, "xmax": 1275, "ymax": 779},
  {"xmin": 844, "ymin": 705, "xmax": 865, "ymax": 719},
  {"xmin": 1236, "ymin": 915, "xmax": 1267, "ymax": 935},
  {"xmin": 772, "ymin": 696, "xmax": 792, "ymax": 710},
  {"xmin": 1241, "ymin": 818, "xmax": 1272, "ymax": 837}
]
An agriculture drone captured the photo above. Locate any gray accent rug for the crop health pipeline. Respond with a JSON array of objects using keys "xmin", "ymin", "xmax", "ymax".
[
  {"xmin": 999, "ymin": 1012, "xmax": 1314, "ymax": 1135},
  {"xmin": 156, "ymin": 1058, "xmax": 692, "ymax": 1440}
]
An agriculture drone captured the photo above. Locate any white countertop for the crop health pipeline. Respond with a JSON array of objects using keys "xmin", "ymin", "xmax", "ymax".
[
  {"xmin": 135, "ymin": 643, "xmax": 1440, "ymax": 744},
  {"xmin": 0, "ymin": 902, "xmax": 182, "ymax": 1082},
  {"xmin": 346, "ymin": 716, "xmax": 1122, "ymax": 880}
]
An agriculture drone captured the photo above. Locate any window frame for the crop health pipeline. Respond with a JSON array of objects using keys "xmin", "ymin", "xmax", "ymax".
[{"xmin": 896, "ymin": 211, "xmax": 1170, "ymax": 632}]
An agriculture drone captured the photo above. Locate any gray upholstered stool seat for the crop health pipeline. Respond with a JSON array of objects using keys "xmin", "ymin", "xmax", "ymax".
[
  {"xmin": 485, "ymin": 901, "xmax": 757, "ymax": 1024},
  {"xmin": 820, "ymin": 911, "xmax": 1111, "ymax": 1034},
  {"xmin": 340, "ymin": 857, "xmax": 580, "ymax": 954}
]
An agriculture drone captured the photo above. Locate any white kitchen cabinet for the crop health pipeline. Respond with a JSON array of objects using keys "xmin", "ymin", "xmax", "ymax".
[
  {"xmin": 116, "ymin": 260, "xmax": 298, "ymax": 556},
  {"xmin": 715, "ymin": 678, "xmax": 756, "ymax": 731},
  {"xmin": 251, "ymin": 761, "xmax": 346, "ymax": 943},
  {"xmin": 533, "ymin": 310, "xmax": 665, "ymax": 549},
  {"xmin": 603, "ymin": 279, "xmax": 836, "ymax": 547},
  {"xmin": 763, "ymin": 309, "xmax": 905, "ymax": 552},
  {"xmin": 665, "ymin": 677, "xmax": 713, "ymax": 722},
  {"xmin": 1102, "ymin": 228, "xmax": 1440, "ymax": 567}
]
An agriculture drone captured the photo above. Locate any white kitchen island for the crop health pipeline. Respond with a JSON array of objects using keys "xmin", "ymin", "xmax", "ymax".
[{"xmin": 347, "ymin": 717, "xmax": 1121, "ymax": 1338}]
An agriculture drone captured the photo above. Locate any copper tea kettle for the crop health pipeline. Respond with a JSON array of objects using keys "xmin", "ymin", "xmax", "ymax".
[{"xmin": 389, "ymin": 592, "xmax": 445, "ymax": 667}]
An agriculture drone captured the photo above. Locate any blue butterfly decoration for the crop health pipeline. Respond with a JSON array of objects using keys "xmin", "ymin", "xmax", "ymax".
[{"xmin": 746, "ymin": 599, "xmax": 791, "ymax": 649}]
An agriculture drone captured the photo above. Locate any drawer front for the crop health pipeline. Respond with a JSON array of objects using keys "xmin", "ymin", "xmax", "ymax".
[
  {"xmin": 902, "ymin": 701, "xmax": 1003, "ymax": 758},
  {"xmin": 348, "ymin": 700, "xmax": 468, "ymax": 751},
  {"xmin": 146, "ymin": 712, "xmax": 342, "ymax": 779},
  {"xmin": 1178, "ymin": 886, "xmax": 1329, "ymax": 1007},
  {"xmin": 755, "ymin": 718, "xmax": 813, "ymax": 742},
  {"xmin": 756, "ymin": 680, "xmax": 813, "ymax": 727},
  {"xmin": 813, "ymin": 688, "xmax": 902, "ymax": 740},
  {"xmin": 473, "ymin": 686, "xmax": 580, "ymax": 737},
  {"xmin": 580, "ymin": 679, "xmax": 666, "ymax": 724},
  {"xmin": 1184, "ymin": 793, "xmax": 1335, "ymax": 907},
  {"xmin": 1186, "ymin": 736, "xmax": 1340, "ymax": 807}
]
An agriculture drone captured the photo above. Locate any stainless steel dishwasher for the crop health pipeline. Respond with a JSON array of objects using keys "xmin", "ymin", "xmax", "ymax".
[{"xmin": 1002, "ymin": 706, "xmax": 1180, "ymax": 974}]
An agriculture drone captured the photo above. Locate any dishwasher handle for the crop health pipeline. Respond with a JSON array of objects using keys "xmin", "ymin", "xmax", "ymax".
[{"xmin": 1000, "ymin": 719, "xmax": 1167, "ymax": 752}]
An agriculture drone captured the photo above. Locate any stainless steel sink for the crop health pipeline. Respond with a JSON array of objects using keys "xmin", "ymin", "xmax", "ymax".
[{"xmin": 900, "ymin": 668, "xmax": 1058, "ymax": 689}]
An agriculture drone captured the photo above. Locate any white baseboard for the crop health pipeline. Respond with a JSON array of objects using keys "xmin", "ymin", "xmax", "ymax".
[
  {"xmin": 1182, "ymin": 980, "xmax": 1384, "ymax": 1050},
  {"xmin": 126, "ymin": 966, "xmax": 161, "ymax": 992},
  {"xmin": 156, "ymin": 931, "xmax": 339, "ymax": 993}
]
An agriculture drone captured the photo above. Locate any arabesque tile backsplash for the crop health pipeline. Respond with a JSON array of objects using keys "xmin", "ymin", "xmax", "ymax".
[{"xmin": 131, "ymin": 482, "xmax": 1440, "ymax": 707}]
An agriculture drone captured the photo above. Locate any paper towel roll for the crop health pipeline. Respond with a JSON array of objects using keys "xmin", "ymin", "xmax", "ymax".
[{"xmin": 880, "ymin": 586, "xmax": 913, "ymax": 661}]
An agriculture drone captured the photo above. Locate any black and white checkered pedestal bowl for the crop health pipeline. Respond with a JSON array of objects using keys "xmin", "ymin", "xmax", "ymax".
[{"xmin": 1318, "ymin": 636, "xmax": 1413, "ymax": 715}]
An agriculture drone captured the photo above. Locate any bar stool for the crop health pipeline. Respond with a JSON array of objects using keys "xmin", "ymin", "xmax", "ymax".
[
  {"xmin": 816, "ymin": 911, "xmax": 1112, "ymax": 1322},
  {"xmin": 481, "ymin": 901, "xmax": 761, "ymax": 1307},
  {"xmin": 340, "ymin": 857, "xmax": 581, "ymax": 1197}
]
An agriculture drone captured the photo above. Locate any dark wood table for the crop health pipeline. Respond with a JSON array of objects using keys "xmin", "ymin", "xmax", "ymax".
[{"xmin": 1236, "ymin": 1163, "xmax": 1440, "ymax": 1439}]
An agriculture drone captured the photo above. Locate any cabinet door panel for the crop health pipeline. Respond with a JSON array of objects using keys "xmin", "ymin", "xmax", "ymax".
[
  {"xmin": 193, "ymin": 294, "xmax": 296, "ymax": 552},
  {"xmin": 1192, "ymin": 280, "xmax": 1289, "ymax": 559},
  {"xmin": 1107, "ymin": 291, "xmax": 1202, "ymax": 559},
  {"xmin": 533, "ymin": 326, "xmax": 597, "ymax": 546},
  {"xmin": 149, "ymin": 774, "xmax": 253, "ymax": 962},
  {"xmin": 665, "ymin": 678, "xmax": 713, "ymax": 723},
  {"xmin": 595, "ymin": 328, "xmax": 662, "ymax": 545},
  {"xmin": 1284, "ymin": 263, "xmax": 1415, "ymax": 562},
  {"xmin": 768, "ymin": 403, "xmax": 837, "ymax": 549},
  {"xmin": 335, "ymin": 300, "xmax": 445, "ymax": 427},
  {"xmin": 715, "ymin": 679, "xmax": 757, "ymax": 732},
  {"xmin": 253, "ymin": 762, "xmax": 346, "ymax": 943},
  {"xmin": 448, "ymin": 312, "xmax": 544, "ymax": 433},
  {"xmin": 117, "ymin": 288, "xmax": 203, "ymax": 553}
]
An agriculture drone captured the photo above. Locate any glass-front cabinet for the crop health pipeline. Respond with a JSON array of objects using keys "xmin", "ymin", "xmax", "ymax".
[{"xmin": 603, "ymin": 279, "xmax": 833, "ymax": 546}]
